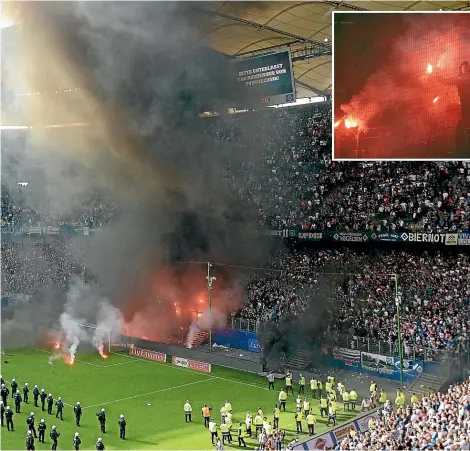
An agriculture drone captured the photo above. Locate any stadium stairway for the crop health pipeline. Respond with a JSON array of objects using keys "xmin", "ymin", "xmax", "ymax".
[
  {"xmin": 285, "ymin": 350, "xmax": 312, "ymax": 370},
  {"xmin": 188, "ymin": 331, "xmax": 208, "ymax": 349},
  {"xmin": 408, "ymin": 372, "xmax": 447, "ymax": 398}
]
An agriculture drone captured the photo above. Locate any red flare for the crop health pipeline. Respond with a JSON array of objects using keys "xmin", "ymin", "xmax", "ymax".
[
  {"xmin": 433, "ymin": 96, "xmax": 439, "ymax": 104},
  {"xmin": 334, "ymin": 120, "xmax": 341, "ymax": 128},
  {"xmin": 426, "ymin": 63, "xmax": 433, "ymax": 74},
  {"xmin": 101, "ymin": 354, "xmax": 108, "ymax": 359},
  {"xmin": 64, "ymin": 354, "xmax": 74, "ymax": 365},
  {"xmin": 345, "ymin": 118, "xmax": 358, "ymax": 129}
]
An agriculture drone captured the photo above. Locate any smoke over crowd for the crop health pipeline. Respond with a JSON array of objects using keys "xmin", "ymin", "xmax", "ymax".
[
  {"xmin": 1, "ymin": 2, "xmax": 270, "ymax": 353},
  {"xmin": 334, "ymin": 13, "xmax": 470, "ymax": 158}
]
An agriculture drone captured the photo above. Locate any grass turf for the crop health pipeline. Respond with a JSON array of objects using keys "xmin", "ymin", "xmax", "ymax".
[{"xmin": 1, "ymin": 349, "xmax": 358, "ymax": 450}]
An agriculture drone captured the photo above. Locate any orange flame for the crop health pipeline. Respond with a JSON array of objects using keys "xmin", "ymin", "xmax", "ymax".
[
  {"xmin": 433, "ymin": 96, "xmax": 439, "ymax": 104},
  {"xmin": 64, "ymin": 354, "xmax": 74, "ymax": 365},
  {"xmin": 53, "ymin": 342, "xmax": 60, "ymax": 350},
  {"xmin": 334, "ymin": 120, "xmax": 341, "ymax": 128},
  {"xmin": 344, "ymin": 118, "xmax": 358, "ymax": 129},
  {"xmin": 426, "ymin": 64, "xmax": 433, "ymax": 74},
  {"xmin": 101, "ymin": 354, "xmax": 108, "ymax": 359}
]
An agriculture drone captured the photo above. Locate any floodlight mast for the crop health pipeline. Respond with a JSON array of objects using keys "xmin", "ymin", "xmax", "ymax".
[{"xmin": 207, "ymin": 262, "xmax": 217, "ymax": 353}]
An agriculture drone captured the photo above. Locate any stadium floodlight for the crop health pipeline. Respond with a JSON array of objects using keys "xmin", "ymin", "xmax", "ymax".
[
  {"xmin": 77, "ymin": 324, "xmax": 111, "ymax": 354},
  {"xmin": 206, "ymin": 263, "xmax": 217, "ymax": 353}
]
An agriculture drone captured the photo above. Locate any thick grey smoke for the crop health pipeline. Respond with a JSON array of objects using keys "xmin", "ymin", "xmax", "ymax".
[{"xmin": 1, "ymin": 3, "xmax": 271, "ymax": 349}]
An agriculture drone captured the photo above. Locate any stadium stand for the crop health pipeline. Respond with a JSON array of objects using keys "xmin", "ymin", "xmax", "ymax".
[
  {"xmin": 334, "ymin": 379, "xmax": 470, "ymax": 450},
  {"xmin": 2, "ymin": 104, "xmax": 470, "ymax": 356}
]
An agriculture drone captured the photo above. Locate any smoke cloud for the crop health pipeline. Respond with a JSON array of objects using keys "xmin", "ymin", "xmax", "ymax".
[{"xmin": 1, "ymin": 3, "xmax": 270, "ymax": 350}]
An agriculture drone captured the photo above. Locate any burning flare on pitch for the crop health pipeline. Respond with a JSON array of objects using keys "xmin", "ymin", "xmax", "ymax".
[
  {"xmin": 97, "ymin": 343, "xmax": 108, "ymax": 359},
  {"xmin": 426, "ymin": 63, "xmax": 433, "ymax": 74}
]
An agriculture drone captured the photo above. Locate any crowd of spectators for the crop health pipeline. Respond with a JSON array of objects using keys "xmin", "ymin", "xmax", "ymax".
[
  {"xmin": 2, "ymin": 103, "xmax": 470, "ymax": 355},
  {"xmin": 240, "ymin": 248, "xmax": 470, "ymax": 353},
  {"xmin": 335, "ymin": 379, "xmax": 470, "ymax": 450},
  {"xmin": 1, "ymin": 239, "xmax": 83, "ymax": 296},
  {"xmin": 2, "ymin": 103, "xmax": 470, "ymax": 232},
  {"xmin": 1, "ymin": 183, "xmax": 118, "ymax": 229},
  {"xmin": 208, "ymin": 104, "xmax": 470, "ymax": 233}
]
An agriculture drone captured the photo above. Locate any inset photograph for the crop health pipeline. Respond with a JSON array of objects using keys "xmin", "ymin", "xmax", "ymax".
[{"xmin": 333, "ymin": 12, "xmax": 470, "ymax": 160}]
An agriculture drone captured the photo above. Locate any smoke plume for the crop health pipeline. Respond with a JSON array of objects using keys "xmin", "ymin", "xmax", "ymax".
[{"xmin": 1, "ymin": 2, "xmax": 270, "ymax": 349}]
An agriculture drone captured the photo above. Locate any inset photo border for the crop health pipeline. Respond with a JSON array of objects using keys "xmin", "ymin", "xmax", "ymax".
[{"xmin": 332, "ymin": 11, "xmax": 470, "ymax": 161}]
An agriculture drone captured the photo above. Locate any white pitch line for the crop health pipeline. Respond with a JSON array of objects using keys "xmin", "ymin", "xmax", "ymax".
[
  {"xmin": 82, "ymin": 377, "xmax": 216, "ymax": 409},
  {"xmin": 30, "ymin": 348, "xmax": 133, "ymax": 368},
  {"xmin": 31, "ymin": 347, "xmax": 103, "ymax": 367},
  {"xmin": 97, "ymin": 361, "xmax": 135, "ymax": 368},
  {"xmin": 111, "ymin": 351, "xmax": 272, "ymax": 392}
]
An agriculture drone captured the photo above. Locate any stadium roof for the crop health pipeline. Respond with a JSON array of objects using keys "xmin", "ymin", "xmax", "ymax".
[{"xmin": 203, "ymin": 1, "xmax": 470, "ymax": 99}]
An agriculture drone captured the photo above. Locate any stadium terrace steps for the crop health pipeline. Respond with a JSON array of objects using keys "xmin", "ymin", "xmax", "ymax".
[
  {"xmin": 286, "ymin": 350, "xmax": 312, "ymax": 370},
  {"xmin": 408, "ymin": 372, "xmax": 447, "ymax": 398},
  {"xmin": 188, "ymin": 331, "xmax": 208, "ymax": 348}
]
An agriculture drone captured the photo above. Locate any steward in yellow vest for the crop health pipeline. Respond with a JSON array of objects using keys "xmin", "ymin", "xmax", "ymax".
[
  {"xmin": 310, "ymin": 378, "xmax": 318, "ymax": 398},
  {"xmin": 349, "ymin": 390, "xmax": 358, "ymax": 410},
  {"xmin": 320, "ymin": 396, "xmax": 328, "ymax": 417},
  {"xmin": 306, "ymin": 412, "xmax": 316, "ymax": 436},
  {"xmin": 184, "ymin": 400, "xmax": 192, "ymax": 422},
  {"xmin": 273, "ymin": 405, "xmax": 280, "ymax": 429},
  {"xmin": 298, "ymin": 374, "xmax": 306, "ymax": 395},
  {"xmin": 379, "ymin": 390, "xmax": 387, "ymax": 404},
  {"xmin": 342, "ymin": 391, "xmax": 350, "ymax": 411},
  {"xmin": 209, "ymin": 420, "xmax": 218, "ymax": 445},
  {"xmin": 279, "ymin": 390, "xmax": 287, "ymax": 411},
  {"xmin": 295, "ymin": 409, "xmax": 303, "ymax": 433}
]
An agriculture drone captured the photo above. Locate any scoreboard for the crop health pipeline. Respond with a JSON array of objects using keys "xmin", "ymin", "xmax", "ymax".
[{"xmin": 234, "ymin": 47, "xmax": 296, "ymax": 107}]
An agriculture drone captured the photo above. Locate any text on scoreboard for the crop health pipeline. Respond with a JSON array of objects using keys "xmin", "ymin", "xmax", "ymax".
[{"xmin": 234, "ymin": 48, "xmax": 296, "ymax": 107}]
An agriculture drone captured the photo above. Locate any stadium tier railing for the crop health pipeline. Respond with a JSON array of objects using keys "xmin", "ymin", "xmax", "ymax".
[
  {"xmin": 323, "ymin": 333, "xmax": 468, "ymax": 365},
  {"xmin": 230, "ymin": 317, "xmax": 261, "ymax": 333},
  {"xmin": 228, "ymin": 319, "xmax": 469, "ymax": 365}
]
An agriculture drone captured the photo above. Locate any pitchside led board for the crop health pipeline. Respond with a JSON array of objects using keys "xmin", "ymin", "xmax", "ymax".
[
  {"xmin": 332, "ymin": 11, "xmax": 470, "ymax": 160},
  {"xmin": 234, "ymin": 48, "xmax": 296, "ymax": 108}
]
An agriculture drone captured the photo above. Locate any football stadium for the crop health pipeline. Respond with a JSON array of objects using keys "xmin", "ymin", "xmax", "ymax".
[{"xmin": 1, "ymin": 2, "xmax": 470, "ymax": 451}]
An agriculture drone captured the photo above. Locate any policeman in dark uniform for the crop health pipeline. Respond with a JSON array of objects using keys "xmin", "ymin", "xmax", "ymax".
[
  {"xmin": 33, "ymin": 386, "xmax": 40, "ymax": 407},
  {"xmin": 38, "ymin": 418, "xmax": 47, "ymax": 443},
  {"xmin": 15, "ymin": 391, "xmax": 22, "ymax": 413},
  {"xmin": 118, "ymin": 414, "xmax": 126, "ymax": 439},
  {"xmin": 0, "ymin": 375, "xmax": 4, "ymax": 386},
  {"xmin": 11, "ymin": 379, "xmax": 18, "ymax": 398},
  {"xmin": 26, "ymin": 430, "xmax": 35, "ymax": 451},
  {"xmin": 27, "ymin": 412, "xmax": 38, "ymax": 438},
  {"xmin": 23, "ymin": 383, "xmax": 29, "ymax": 404},
  {"xmin": 47, "ymin": 394, "xmax": 54, "ymax": 415},
  {"xmin": 73, "ymin": 432, "xmax": 81, "ymax": 450},
  {"xmin": 5, "ymin": 406, "xmax": 14, "ymax": 431},
  {"xmin": 237, "ymin": 423, "xmax": 246, "ymax": 447},
  {"xmin": 55, "ymin": 397, "xmax": 64, "ymax": 420},
  {"xmin": 96, "ymin": 437, "xmax": 105, "ymax": 450},
  {"xmin": 1, "ymin": 401, "xmax": 5, "ymax": 426},
  {"xmin": 40, "ymin": 389, "xmax": 47, "ymax": 411},
  {"xmin": 50, "ymin": 425, "xmax": 60, "ymax": 450},
  {"xmin": 1, "ymin": 384, "xmax": 10, "ymax": 405},
  {"xmin": 96, "ymin": 408, "xmax": 106, "ymax": 433},
  {"xmin": 74, "ymin": 402, "xmax": 82, "ymax": 426}
]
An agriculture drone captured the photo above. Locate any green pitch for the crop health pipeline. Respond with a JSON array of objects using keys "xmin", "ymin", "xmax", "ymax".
[{"xmin": 1, "ymin": 349, "xmax": 357, "ymax": 450}]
